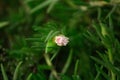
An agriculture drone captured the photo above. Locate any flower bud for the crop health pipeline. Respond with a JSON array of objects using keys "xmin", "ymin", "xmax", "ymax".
[{"xmin": 55, "ymin": 35, "xmax": 69, "ymax": 46}]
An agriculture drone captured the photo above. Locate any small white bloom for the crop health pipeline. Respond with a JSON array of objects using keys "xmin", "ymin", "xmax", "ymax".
[{"xmin": 55, "ymin": 35, "xmax": 69, "ymax": 46}]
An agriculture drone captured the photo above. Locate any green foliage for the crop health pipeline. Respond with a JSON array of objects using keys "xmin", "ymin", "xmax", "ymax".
[
  {"xmin": 0, "ymin": 0, "xmax": 120, "ymax": 80},
  {"xmin": 1, "ymin": 62, "xmax": 32, "ymax": 80},
  {"xmin": 13, "ymin": 62, "xmax": 22, "ymax": 80},
  {"xmin": 1, "ymin": 64, "xmax": 8, "ymax": 80}
]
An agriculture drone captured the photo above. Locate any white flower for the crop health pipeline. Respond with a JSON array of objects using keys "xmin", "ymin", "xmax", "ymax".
[{"xmin": 55, "ymin": 35, "xmax": 69, "ymax": 46}]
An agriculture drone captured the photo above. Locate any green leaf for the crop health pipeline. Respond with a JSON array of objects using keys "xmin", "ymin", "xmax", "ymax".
[
  {"xmin": 100, "ymin": 23, "xmax": 108, "ymax": 37},
  {"xmin": 97, "ymin": 7, "xmax": 101, "ymax": 21},
  {"xmin": 13, "ymin": 61, "xmax": 22, "ymax": 80},
  {"xmin": 45, "ymin": 30, "xmax": 54, "ymax": 42},
  {"xmin": 1, "ymin": 64, "xmax": 8, "ymax": 80},
  {"xmin": 45, "ymin": 31, "xmax": 60, "ymax": 42},
  {"xmin": 0, "ymin": 21, "xmax": 9, "ymax": 29},
  {"xmin": 45, "ymin": 40, "xmax": 56, "ymax": 53},
  {"xmin": 92, "ymin": 23, "xmax": 103, "ymax": 39},
  {"xmin": 94, "ymin": 65, "xmax": 103, "ymax": 80},
  {"xmin": 84, "ymin": 31, "xmax": 100, "ymax": 44},
  {"xmin": 30, "ymin": 0, "xmax": 52, "ymax": 14},
  {"xmin": 95, "ymin": 65, "xmax": 110, "ymax": 80},
  {"xmin": 105, "ymin": 5, "xmax": 117, "ymax": 19},
  {"xmin": 91, "ymin": 53, "xmax": 120, "ymax": 76},
  {"xmin": 90, "ymin": 56, "xmax": 107, "ymax": 68},
  {"xmin": 74, "ymin": 59, "xmax": 79, "ymax": 75},
  {"xmin": 47, "ymin": 0, "xmax": 58, "ymax": 13},
  {"xmin": 109, "ymin": 16, "xmax": 113, "ymax": 30},
  {"xmin": 45, "ymin": 31, "xmax": 60, "ymax": 53},
  {"xmin": 26, "ymin": 73, "xmax": 32, "ymax": 80},
  {"xmin": 62, "ymin": 49, "xmax": 73, "ymax": 74},
  {"xmin": 50, "ymin": 49, "xmax": 60, "ymax": 61}
]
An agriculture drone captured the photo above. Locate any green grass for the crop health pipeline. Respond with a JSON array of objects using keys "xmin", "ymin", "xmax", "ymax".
[{"xmin": 0, "ymin": 0, "xmax": 120, "ymax": 80}]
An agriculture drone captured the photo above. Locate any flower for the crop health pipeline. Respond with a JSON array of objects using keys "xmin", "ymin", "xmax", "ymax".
[{"xmin": 55, "ymin": 35, "xmax": 69, "ymax": 46}]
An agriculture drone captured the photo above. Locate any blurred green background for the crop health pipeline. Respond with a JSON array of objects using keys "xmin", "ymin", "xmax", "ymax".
[{"xmin": 0, "ymin": 0, "xmax": 120, "ymax": 80}]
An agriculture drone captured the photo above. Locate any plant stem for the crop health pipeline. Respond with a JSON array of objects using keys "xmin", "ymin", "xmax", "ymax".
[
  {"xmin": 61, "ymin": 49, "xmax": 73, "ymax": 73},
  {"xmin": 105, "ymin": 5, "xmax": 116, "ymax": 19},
  {"xmin": 43, "ymin": 53, "xmax": 60, "ymax": 80},
  {"xmin": 108, "ymin": 49, "xmax": 116, "ymax": 80},
  {"xmin": 74, "ymin": 59, "xmax": 79, "ymax": 75}
]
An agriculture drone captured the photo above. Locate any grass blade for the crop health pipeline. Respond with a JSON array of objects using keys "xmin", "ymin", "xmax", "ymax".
[
  {"xmin": 47, "ymin": 0, "xmax": 58, "ymax": 13},
  {"xmin": 1, "ymin": 64, "xmax": 8, "ymax": 80},
  {"xmin": 0, "ymin": 21, "xmax": 9, "ymax": 28},
  {"xmin": 13, "ymin": 61, "xmax": 22, "ymax": 80},
  {"xmin": 95, "ymin": 65, "xmax": 110, "ymax": 80},
  {"xmin": 62, "ymin": 49, "xmax": 73, "ymax": 74},
  {"xmin": 74, "ymin": 59, "xmax": 79, "ymax": 75},
  {"xmin": 26, "ymin": 73, "xmax": 32, "ymax": 80},
  {"xmin": 30, "ymin": 0, "xmax": 52, "ymax": 14}
]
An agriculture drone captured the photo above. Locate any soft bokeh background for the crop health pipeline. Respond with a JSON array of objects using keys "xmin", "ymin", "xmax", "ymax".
[{"xmin": 0, "ymin": 0, "xmax": 120, "ymax": 80}]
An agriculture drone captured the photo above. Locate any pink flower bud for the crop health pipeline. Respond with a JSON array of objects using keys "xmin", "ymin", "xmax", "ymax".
[{"xmin": 55, "ymin": 35, "xmax": 69, "ymax": 46}]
